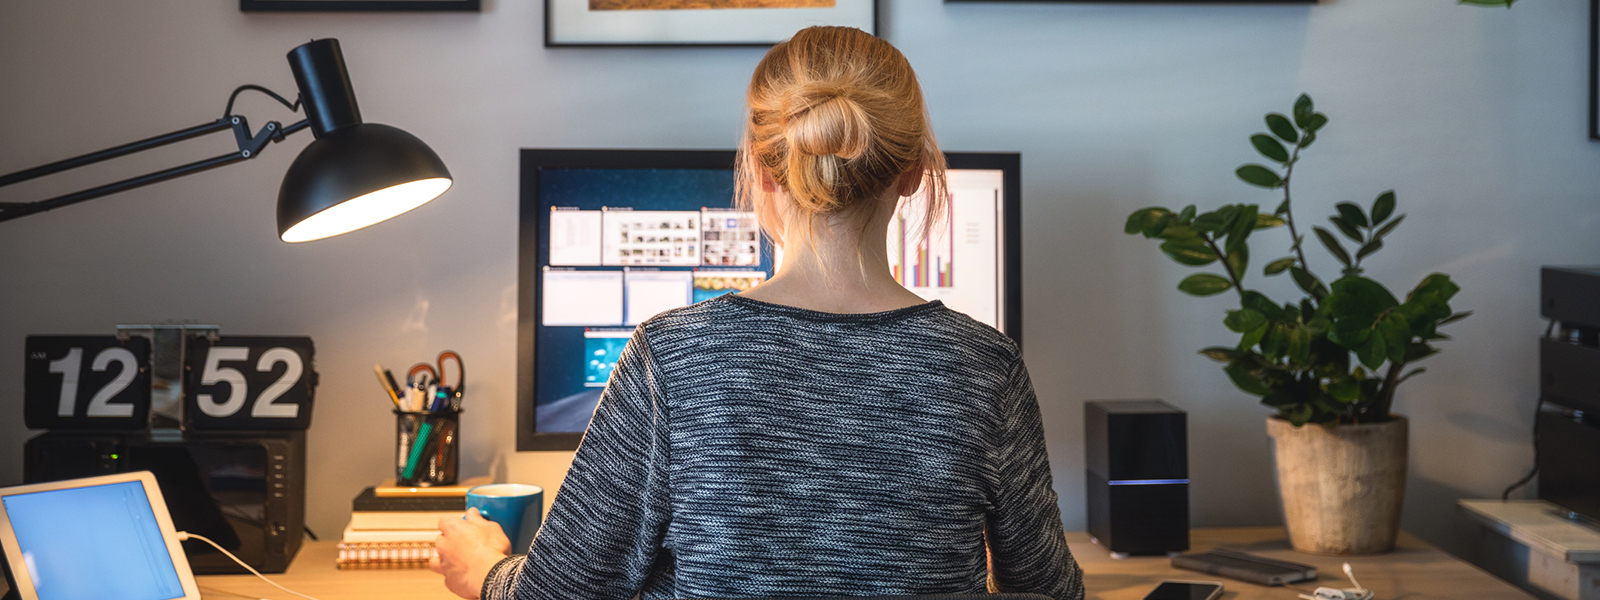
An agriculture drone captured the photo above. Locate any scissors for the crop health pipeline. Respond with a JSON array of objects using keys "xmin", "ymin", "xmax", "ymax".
[{"xmin": 408, "ymin": 350, "xmax": 464, "ymax": 410}]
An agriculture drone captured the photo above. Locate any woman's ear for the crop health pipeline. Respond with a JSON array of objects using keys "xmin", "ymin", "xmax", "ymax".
[
  {"xmin": 760, "ymin": 168, "xmax": 778, "ymax": 193},
  {"xmin": 895, "ymin": 166, "xmax": 924, "ymax": 198}
]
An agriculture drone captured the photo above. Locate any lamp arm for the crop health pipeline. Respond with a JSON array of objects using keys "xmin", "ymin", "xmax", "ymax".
[{"xmin": 0, "ymin": 113, "xmax": 312, "ymax": 224}]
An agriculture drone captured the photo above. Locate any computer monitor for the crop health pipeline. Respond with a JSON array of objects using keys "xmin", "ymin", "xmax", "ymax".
[
  {"xmin": 516, "ymin": 149, "xmax": 1021, "ymax": 450},
  {"xmin": 0, "ymin": 471, "xmax": 202, "ymax": 600}
]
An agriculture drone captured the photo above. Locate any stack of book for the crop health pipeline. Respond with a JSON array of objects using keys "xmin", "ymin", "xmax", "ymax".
[{"xmin": 337, "ymin": 478, "xmax": 484, "ymax": 570}]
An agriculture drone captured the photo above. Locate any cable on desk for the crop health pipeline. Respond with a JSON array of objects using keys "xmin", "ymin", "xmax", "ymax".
[{"xmin": 178, "ymin": 531, "xmax": 322, "ymax": 600}]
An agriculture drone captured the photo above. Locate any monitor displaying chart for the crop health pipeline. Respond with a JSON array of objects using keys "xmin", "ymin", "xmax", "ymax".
[{"xmin": 516, "ymin": 150, "xmax": 1021, "ymax": 449}]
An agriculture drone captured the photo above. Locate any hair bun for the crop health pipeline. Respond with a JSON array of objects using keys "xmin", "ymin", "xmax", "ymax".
[{"xmin": 781, "ymin": 81, "xmax": 871, "ymax": 161}]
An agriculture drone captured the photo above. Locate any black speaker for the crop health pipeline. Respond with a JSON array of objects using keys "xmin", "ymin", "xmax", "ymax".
[
  {"xmin": 1085, "ymin": 399, "xmax": 1189, "ymax": 557},
  {"xmin": 23, "ymin": 431, "xmax": 307, "ymax": 574}
]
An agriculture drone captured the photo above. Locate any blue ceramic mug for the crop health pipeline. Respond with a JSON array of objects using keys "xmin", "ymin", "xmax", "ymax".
[{"xmin": 466, "ymin": 483, "xmax": 544, "ymax": 554}]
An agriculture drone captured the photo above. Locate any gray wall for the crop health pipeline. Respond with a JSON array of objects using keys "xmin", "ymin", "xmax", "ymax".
[{"xmin": 2, "ymin": 0, "xmax": 1597, "ymax": 560}]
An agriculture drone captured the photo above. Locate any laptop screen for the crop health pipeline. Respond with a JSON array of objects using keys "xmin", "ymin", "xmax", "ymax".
[{"xmin": 2, "ymin": 480, "xmax": 186, "ymax": 600}]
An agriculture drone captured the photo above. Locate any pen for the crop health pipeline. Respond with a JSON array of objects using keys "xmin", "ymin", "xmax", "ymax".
[
  {"xmin": 373, "ymin": 365, "xmax": 403, "ymax": 411},
  {"xmin": 402, "ymin": 420, "xmax": 434, "ymax": 481},
  {"xmin": 383, "ymin": 368, "xmax": 404, "ymax": 402}
]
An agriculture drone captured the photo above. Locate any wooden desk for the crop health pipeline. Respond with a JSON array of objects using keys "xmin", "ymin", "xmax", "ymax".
[
  {"xmin": 191, "ymin": 528, "xmax": 1533, "ymax": 600},
  {"xmin": 1068, "ymin": 527, "xmax": 1533, "ymax": 600}
]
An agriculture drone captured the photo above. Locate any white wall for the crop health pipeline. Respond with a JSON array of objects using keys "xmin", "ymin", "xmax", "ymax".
[{"xmin": 2, "ymin": 0, "xmax": 1596, "ymax": 559}]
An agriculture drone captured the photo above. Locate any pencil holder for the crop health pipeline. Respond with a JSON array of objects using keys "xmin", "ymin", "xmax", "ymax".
[{"xmin": 394, "ymin": 409, "xmax": 460, "ymax": 487}]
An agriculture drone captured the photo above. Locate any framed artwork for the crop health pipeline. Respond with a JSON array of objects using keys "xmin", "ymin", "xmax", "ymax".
[
  {"xmin": 240, "ymin": 0, "xmax": 479, "ymax": 11},
  {"xmin": 1591, "ymin": 0, "xmax": 1598, "ymax": 140},
  {"xmin": 544, "ymin": 0, "xmax": 876, "ymax": 47}
]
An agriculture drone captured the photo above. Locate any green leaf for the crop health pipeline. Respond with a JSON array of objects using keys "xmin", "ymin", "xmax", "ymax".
[
  {"xmin": 1160, "ymin": 236, "xmax": 1218, "ymax": 266},
  {"xmin": 1264, "ymin": 257, "xmax": 1296, "ymax": 276},
  {"xmin": 1199, "ymin": 347, "xmax": 1238, "ymax": 362},
  {"xmin": 1307, "ymin": 113, "xmax": 1329, "ymax": 132},
  {"xmin": 1192, "ymin": 211, "xmax": 1228, "ymax": 233},
  {"xmin": 1274, "ymin": 199, "xmax": 1290, "ymax": 216},
  {"xmin": 1351, "ymin": 240, "xmax": 1383, "ymax": 264},
  {"xmin": 1226, "ymin": 245, "xmax": 1249, "ymax": 280},
  {"xmin": 1241, "ymin": 291, "xmax": 1287, "ymax": 321},
  {"xmin": 1410, "ymin": 273, "xmax": 1461, "ymax": 303},
  {"xmin": 1329, "ymin": 216, "xmax": 1365, "ymax": 244},
  {"xmin": 1395, "ymin": 367, "xmax": 1427, "ymax": 386},
  {"xmin": 1373, "ymin": 214, "xmax": 1406, "ymax": 239},
  {"xmin": 1288, "ymin": 326, "xmax": 1312, "ymax": 363},
  {"xmin": 1357, "ymin": 335, "xmax": 1387, "ymax": 370},
  {"xmin": 1256, "ymin": 213, "xmax": 1285, "ymax": 228},
  {"xmin": 1293, "ymin": 95, "xmax": 1314, "ymax": 128},
  {"xmin": 1125, "ymin": 208, "xmax": 1171, "ymax": 236},
  {"xmin": 1226, "ymin": 362, "xmax": 1271, "ymax": 396},
  {"xmin": 1379, "ymin": 313, "xmax": 1412, "ymax": 363},
  {"xmin": 1335, "ymin": 202, "xmax": 1369, "ymax": 228},
  {"xmin": 1225, "ymin": 205, "xmax": 1258, "ymax": 255},
  {"xmin": 1236, "ymin": 165, "xmax": 1284, "ymax": 189},
  {"xmin": 1328, "ymin": 378, "xmax": 1362, "ymax": 402},
  {"xmin": 1238, "ymin": 322, "xmax": 1269, "ymax": 351},
  {"xmin": 1178, "ymin": 273, "xmax": 1233, "ymax": 296},
  {"xmin": 1328, "ymin": 317, "xmax": 1372, "ymax": 348},
  {"xmin": 1405, "ymin": 342, "xmax": 1439, "ymax": 362},
  {"xmin": 1265, "ymin": 113, "xmax": 1299, "ymax": 144},
  {"xmin": 1284, "ymin": 403, "xmax": 1314, "ymax": 427},
  {"xmin": 1225, "ymin": 309, "xmax": 1267, "ymax": 333},
  {"xmin": 1259, "ymin": 324, "xmax": 1286, "ymax": 358},
  {"xmin": 1177, "ymin": 204, "xmax": 1197, "ymax": 225},
  {"xmin": 1371, "ymin": 191, "xmax": 1396, "ymax": 224},
  {"xmin": 1314, "ymin": 227, "xmax": 1353, "ymax": 267},
  {"xmin": 1251, "ymin": 134, "xmax": 1290, "ymax": 163},
  {"xmin": 1439, "ymin": 311, "xmax": 1473, "ymax": 326},
  {"xmin": 1329, "ymin": 276, "xmax": 1401, "ymax": 319},
  {"xmin": 1290, "ymin": 266, "xmax": 1328, "ymax": 300}
]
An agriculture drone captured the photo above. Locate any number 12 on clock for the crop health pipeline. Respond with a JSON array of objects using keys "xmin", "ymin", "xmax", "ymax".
[{"xmin": 24, "ymin": 336, "xmax": 153, "ymax": 429}]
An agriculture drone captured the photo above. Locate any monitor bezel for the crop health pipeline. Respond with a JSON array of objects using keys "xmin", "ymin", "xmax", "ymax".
[
  {"xmin": 0, "ymin": 471, "xmax": 202, "ymax": 600},
  {"xmin": 516, "ymin": 149, "xmax": 1022, "ymax": 451}
]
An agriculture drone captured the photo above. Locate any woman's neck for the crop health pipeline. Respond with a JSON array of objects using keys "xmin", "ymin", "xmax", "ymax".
[{"xmin": 738, "ymin": 197, "xmax": 928, "ymax": 314}]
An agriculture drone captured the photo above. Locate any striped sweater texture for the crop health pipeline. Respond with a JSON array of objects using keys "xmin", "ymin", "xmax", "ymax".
[{"xmin": 483, "ymin": 295, "xmax": 1084, "ymax": 600}]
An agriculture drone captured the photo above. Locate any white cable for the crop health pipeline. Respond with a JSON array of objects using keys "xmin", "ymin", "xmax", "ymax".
[{"xmin": 177, "ymin": 532, "xmax": 322, "ymax": 600}]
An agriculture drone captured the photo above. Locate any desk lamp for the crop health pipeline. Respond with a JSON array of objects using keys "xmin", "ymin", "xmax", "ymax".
[{"xmin": 0, "ymin": 38, "xmax": 451, "ymax": 242}]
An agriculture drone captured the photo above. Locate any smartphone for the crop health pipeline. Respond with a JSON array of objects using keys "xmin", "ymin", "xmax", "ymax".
[{"xmin": 1144, "ymin": 580, "xmax": 1225, "ymax": 600}]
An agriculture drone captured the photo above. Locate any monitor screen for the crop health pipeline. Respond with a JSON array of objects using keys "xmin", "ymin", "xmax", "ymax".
[
  {"xmin": 2, "ymin": 480, "xmax": 186, "ymax": 600},
  {"xmin": 516, "ymin": 150, "xmax": 1021, "ymax": 449}
]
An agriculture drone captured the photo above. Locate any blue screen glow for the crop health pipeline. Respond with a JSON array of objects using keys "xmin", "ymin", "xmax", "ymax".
[{"xmin": 4, "ymin": 480, "xmax": 186, "ymax": 600}]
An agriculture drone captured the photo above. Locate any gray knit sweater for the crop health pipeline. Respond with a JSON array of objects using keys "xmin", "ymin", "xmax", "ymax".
[{"xmin": 483, "ymin": 295, "xmax": 1084, "ymax": 600}]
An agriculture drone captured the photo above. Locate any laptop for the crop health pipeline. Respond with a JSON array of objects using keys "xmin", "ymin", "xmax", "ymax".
[{"xmin": 0, "ymin": 471, "xmax": 202, "ymax": 600}]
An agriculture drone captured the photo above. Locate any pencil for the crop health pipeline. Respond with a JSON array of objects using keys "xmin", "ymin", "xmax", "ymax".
[{"xmin": 374, "ymin": 365, "xmax": 403, "ymax": 411}]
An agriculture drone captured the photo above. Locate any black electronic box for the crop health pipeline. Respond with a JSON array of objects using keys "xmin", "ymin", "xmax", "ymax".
[
  {"xmin": 23, "ymin": 430, "xmax": 307, "ymax": 574},
  {"xmin": 1085, "ymin": 399, "xmax": 1190, "ymax": 556},
  {"xmin": 1538, "ymin": 267, "xmax": 1600, "ymax": 524}
]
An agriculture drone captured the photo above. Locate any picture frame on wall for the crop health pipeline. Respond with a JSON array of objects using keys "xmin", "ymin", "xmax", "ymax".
[
  {"xmin": 240, "ymin": 0, "xmax": 479, "ymax": 11},
  {"xmin": 1590, "ymin": 0, "xmax": 1598, "ymax": 140},
  {"xmin": 545, "ymin": 0, "xmax": 875, "ymax": 47}
]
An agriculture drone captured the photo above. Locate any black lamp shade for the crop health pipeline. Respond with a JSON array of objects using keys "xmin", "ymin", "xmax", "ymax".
[
  {"xmin": 276, "ymin": 123, "xmax": 451, "ymax": 242},
  {"xmin": 276, "ymin": 38, "xmax": 451, "ymax": 242}
]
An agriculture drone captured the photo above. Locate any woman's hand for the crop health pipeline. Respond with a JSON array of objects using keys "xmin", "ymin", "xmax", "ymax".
[{"xmin": 431, "ymin": 507, "xmax": 514, "ymax": 599}]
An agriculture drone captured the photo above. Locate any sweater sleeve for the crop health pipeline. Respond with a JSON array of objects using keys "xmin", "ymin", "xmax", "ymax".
[
  {"xmin": 986, "ymin": 356, "xmax": 1085, "ymax": 600},
  {"xmin": 483, "ymin": 328, "xmax": 672, "ymax": 600}
]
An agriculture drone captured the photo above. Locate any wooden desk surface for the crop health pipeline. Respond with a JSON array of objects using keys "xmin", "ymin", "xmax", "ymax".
[
  {"xmin": 193, "ymin": 528, "xmax": 1533, "ymax": 600},
  {"xmin": 1068, "ymin": 527, "xmax": 1533, "ymax": 600}
]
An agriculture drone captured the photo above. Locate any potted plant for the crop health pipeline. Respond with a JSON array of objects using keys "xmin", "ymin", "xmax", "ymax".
[{"xmin": 1124, "ymin": 94, "xmax": 1470, "ymax": 555}]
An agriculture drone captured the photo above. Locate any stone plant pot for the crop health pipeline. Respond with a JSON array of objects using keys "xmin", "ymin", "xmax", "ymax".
[{"xmin": 1266, "ymin": 415, "xmax": 1408, "ymax": 555}]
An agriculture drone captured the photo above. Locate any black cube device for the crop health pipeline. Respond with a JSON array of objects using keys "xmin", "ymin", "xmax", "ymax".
[
  {"xmin": 1537, "ymin": 267, "xmax": 1600, "ymax": 524},
  {"xmin": 1085, "ymin": 399, "xmax": 1189, "ymax": 557}
]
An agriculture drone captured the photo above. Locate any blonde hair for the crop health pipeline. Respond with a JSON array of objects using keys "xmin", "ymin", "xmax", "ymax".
[{"xmin": 735, "ymin": 26, "xmax": 948, "ymax": 251}]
